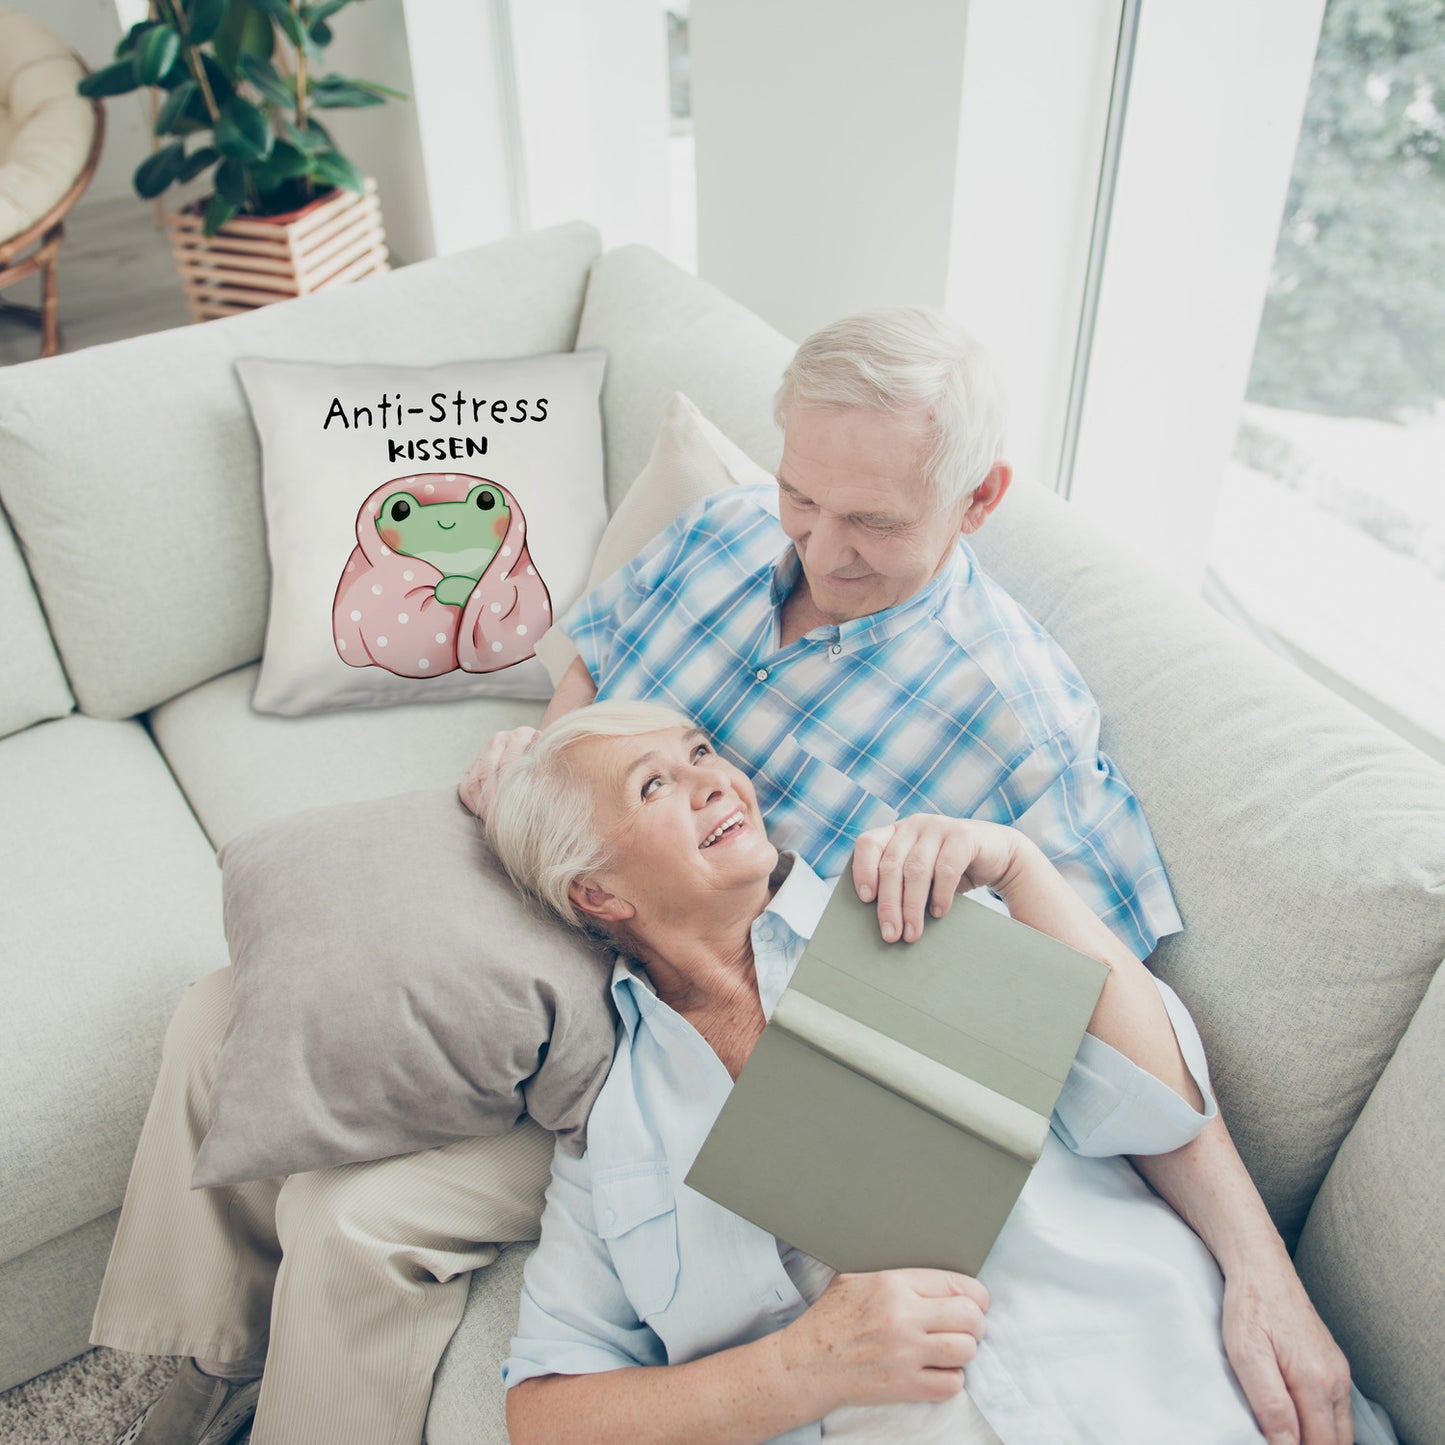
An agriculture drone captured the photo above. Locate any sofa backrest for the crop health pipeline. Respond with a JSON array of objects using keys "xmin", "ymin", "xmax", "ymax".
[
  {"xmin": 0, "ymin": 500, "xmax": 71, "ymax": 738},
  {"xmin": 0, "ymin": 222, "xmax": 602, "ymax": 721},
  {"xmin": 971, "ymin": 478, "xmax": 1445, "ymax": 1243}
]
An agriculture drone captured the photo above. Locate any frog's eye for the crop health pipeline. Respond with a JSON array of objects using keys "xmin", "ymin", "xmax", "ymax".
[
  {"xmin": 388, "ymin": 498, "xmax": 411, "ymax": 522},
  {"xmin": 474, "ymin": 488, "xmax": 497, "ymax": 511}
]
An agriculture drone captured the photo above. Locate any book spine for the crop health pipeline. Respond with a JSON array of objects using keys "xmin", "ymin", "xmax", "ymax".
[{"xmin": 771, "ymin": 990, "xmax": 1050, "ymax": 1165}]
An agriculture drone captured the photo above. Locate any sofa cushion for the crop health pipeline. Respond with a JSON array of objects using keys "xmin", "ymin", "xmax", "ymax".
[
  {"xmin": 1295, "ymin": 958, "xmax": 1445, "ymax": 1445},
  {"xmin": 575, "ymin": 245, "xmax": 795, "ymax": 511},
  {"xmin": 0, "ymin": 715, "xmax": 226, "ymax": 1267},
  {"xmin": 0, "ymin": 502, "xmax": 71, "ymax": 739},
  {"xmin": 148, "ymin": 663, "xmax": 541, "ymax": 849},
  {"xmin": 236, "ymin": 351, "xmax": 607, "ymax": 715},
  {"xmin": 968, "ymin": 479, "xmax": 1445, "ymax": 1244},
  {"xmin": 0, "ymin": 222, "xmax": 601, "ymax": 721}
]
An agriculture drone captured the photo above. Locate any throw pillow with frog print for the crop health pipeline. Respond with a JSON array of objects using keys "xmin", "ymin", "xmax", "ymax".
[{"xmin": 236, "ymin": 351, "xmax": 606, "ymax": 715}]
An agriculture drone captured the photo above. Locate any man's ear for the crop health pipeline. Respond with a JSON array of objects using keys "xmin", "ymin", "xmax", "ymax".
[
  {"xmin": 567, "ymin": 879, "xmax": 635, "ymax": 924},
  {"xmin": 959, "ymin": 462, "xmax": 1012, "ymax": 536}
]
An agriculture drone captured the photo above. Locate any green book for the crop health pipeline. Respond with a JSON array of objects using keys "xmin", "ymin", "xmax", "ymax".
[{"xmin": 684, "ymin": 885, "xmax": 1109, "ymax": 1276}]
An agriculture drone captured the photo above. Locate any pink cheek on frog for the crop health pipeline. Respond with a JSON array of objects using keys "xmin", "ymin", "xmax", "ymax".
[
  {"xmin": 378, "ymin": 526, "xmax": 402, "ymax": 550},
  {"xmin": 492, "ymin": 514, "xmax": 509, "ymax": 540}
]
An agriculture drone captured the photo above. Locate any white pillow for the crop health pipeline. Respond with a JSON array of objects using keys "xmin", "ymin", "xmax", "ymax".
[
  {"xmin": 237, "ymin": 352, "xmax": 607, "ymax": 715},
  {"xmin": 535, "ymin": 391, "xmax": 775, "ymax": 683}
]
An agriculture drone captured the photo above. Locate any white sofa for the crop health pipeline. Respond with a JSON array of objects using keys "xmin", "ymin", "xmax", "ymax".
[{"xmin": 0, "ymin": 222, "xmax": 1441, "ymax": 1444}]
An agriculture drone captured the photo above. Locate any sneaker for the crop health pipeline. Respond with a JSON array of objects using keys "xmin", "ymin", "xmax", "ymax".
[{"xmin": 112, "ymin": 1358, "xmax": 262, "ymax": 1445}]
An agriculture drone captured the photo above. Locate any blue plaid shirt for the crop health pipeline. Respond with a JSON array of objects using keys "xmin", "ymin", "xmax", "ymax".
[{"xmin": 565, "ymin": 485, "xmax": 1181, "ymax": 959}]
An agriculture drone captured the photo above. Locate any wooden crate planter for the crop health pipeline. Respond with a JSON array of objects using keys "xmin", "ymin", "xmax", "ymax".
[{"xmin": 166, "ymin": 179, "xmax": 389, "ymax": 322}]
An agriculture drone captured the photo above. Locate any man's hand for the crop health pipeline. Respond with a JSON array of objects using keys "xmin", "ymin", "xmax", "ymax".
[
  {"xmin": 851, "ymin": 815, "xmax": 1026, "ymax": 943},
  {"xmin": 458, "ymin": 726, "xmax": 540, "ymax": 821},
  {"xmin": 1221, "ymin": 1262, "xmax": 1353, "ymax": 1445}
]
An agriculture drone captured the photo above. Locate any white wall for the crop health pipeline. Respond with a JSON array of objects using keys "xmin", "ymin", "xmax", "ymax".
[{"xmin": 690, "ymin": 0, "xmax": 972, "ymax": 342}]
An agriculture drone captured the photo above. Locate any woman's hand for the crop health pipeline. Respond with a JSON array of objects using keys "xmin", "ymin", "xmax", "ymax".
[
  {"xmin": 779, "ymin": 1269, "xmax": 989, "ymax": 1412},
  {"xmin": 852, "ymin": 815, "xmax": 1029, "ymax": 943},
  {"xmin": 458, "ymin": 726, "xmax": 540, "ymax": 821}
]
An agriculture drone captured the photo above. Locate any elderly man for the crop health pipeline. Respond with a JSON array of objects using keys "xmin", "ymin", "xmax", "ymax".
[{"xmin": 95, "ymin": 310, "xmax": 1351, "ymax": 1445}]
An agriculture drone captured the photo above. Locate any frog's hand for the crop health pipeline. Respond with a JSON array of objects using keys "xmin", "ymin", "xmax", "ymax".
[{"xmin": 434, "ymin": 574, "xmax": 479, "ymax": 608}]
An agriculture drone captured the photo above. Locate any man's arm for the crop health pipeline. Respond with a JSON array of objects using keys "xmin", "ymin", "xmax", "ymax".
[
  {"xmin": 459, "ymin": 656, "xmax": 597, "ymax": 819},
  {"xmin": 1131, "ymin": 1120, "xmax": 1353, "ymax": 1445}
]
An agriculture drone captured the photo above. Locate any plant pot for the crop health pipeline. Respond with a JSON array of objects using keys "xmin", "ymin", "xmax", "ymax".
[{"xmin": 164, "ymin": 179, "xmax": 389, "ymax": 322}]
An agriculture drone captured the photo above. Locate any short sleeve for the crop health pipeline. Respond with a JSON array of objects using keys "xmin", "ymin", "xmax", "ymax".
[
  {"xmin": 503, "ymin": 1140, "xmax": 666, "ymax": 1389},
  {"xmin": 999, "ymin": 707, "xmax": 1183, "ymax": 961},
  {"xmin": 563, "ymin": 495, "xmax": 715, "ymax": 688},
  {"xmin": 1051, "ymin": 977, "xmax": 1217, "ymax": 1158}
]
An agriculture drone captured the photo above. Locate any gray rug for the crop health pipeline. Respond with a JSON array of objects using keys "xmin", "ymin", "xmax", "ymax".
[{"xmin": 0, "ymin": 1350, "xmax": 236, "ymax": 1445}]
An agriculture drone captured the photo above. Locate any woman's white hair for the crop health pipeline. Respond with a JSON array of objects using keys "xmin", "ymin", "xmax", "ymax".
[
  {"xmin": 487, "ymin": 699, "xmax": 696, "ymax": 931},
  {"xmin": 774, "ymin": 307, "xmax": 1007, "ymax": 510}
]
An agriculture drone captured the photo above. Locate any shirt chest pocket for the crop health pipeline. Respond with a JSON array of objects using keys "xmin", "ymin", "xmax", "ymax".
[
  {"xmin": 593, "ymin": 1164, "xmax": 681, "ymax": 1322},
  {"xmin": 758, "ymin": 732, "xmax": 898, "ymax": 868}
]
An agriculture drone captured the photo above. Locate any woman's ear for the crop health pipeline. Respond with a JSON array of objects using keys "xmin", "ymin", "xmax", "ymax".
[{"xmin": 568, "ymin": 879, "xmax": 635, "ymax": 924}]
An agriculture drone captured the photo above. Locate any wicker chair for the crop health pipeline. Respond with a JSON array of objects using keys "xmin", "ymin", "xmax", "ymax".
[{"xmin": 0, "ymin": 7, "xmax": 103, "ymax": 359}]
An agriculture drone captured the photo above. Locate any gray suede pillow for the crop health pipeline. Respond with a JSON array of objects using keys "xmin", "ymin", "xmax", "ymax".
[{"xmin": 192, "ymin": 789, "xmax": 617, "ymax": 1188}]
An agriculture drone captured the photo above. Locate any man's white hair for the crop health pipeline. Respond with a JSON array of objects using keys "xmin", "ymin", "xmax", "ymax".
[
  {"xmin": 487, "ymin": 699, "xmax": 696, "ymax": 931},
  {"xmin": 774, "ymin": 307, "xmax": 1008, "ymax": 510}
]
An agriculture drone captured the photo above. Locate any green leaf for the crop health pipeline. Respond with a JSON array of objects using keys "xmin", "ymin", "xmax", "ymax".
[
  {"xmin": 133, "ymin": 142, "xmax": 186, "ymax": 199},
  {"xmin": 309, "ymin": 148, "xmax": 363, "ymax": 194},
  {"xmin": 214, "ymin": 0, "xmax": 275, "ymax": 75},
  {"xmin": 186, "ymin": 0, "xmax": 227, "ymax": 47},
  {"xmin": 308, "ymin": 18, "xmax": 332, "ymax": 47},
  {"xmin": 114, "ymin": 20, "xmax": 156, "ymax": 59},
  {"xmin": 349, "ymin": 78, "xmax": 408, "ymax": 101},
  {"xmin": 79, "ymin": 59, "xmax": 142, "ymax": 98},
  {"xmin": 309, "ymin": 74, "xmax": 384, "ymax": 108},
  {"xmin": 239, "ymin": 53, "xmax": 295, "ymax": 107},
  {"xmin": 203, "ymin": 193, "xmax": 239, "ymax": 235},
  {"xmin": 215, "ymin": 156, "xmax": 250, "ymax": 204},
  {"xmin": 199, "ymin": 53, "xmax": 236, "ymax": 107},
  {"xmin": 247, "ymin": 0, "xmax": 306, "ymax": 45},
  {"xmin": 134, "ymin": 25, "xmax": 181, "ymax": 86},
  {"xmin": 263, "ymin": 139, "xmax": 311, "ymax": 178},
  {"xmin": 215, "ymin": 95, "xmax": 274, "ymax": 160},
  {"xmin": 281, "ymin": 115, "xmax": 332, "ymax": 153},
  {"xmin": 302, "ymin": 0, "xmax": 351, "ymax": 23},
  {"xmin": 178, "ymin": 145, "xmax": 220, "ymax": 182},
  {"xmin": 154, "ymin": 79, "xmax": 198, "ymax": 134}
]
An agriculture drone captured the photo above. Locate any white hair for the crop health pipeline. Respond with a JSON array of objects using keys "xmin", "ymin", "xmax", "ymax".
[
  {"xmin": 774, "ymin": 307, "xmax": 1008, "ymax": 510},
  {"xmin": 487, "ymin": 700, "xmax": 696, "ymax": 931}
]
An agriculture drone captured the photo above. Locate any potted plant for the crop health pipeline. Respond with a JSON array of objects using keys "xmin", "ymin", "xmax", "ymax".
[{"xmin": 79, "ymin": 0, "xmax": 404, "ymax": 319}]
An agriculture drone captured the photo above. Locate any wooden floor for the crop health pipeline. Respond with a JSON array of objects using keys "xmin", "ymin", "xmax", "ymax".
[{"xmin": 0, "ymin": 194, "xmax": 193, "ymax": 366}]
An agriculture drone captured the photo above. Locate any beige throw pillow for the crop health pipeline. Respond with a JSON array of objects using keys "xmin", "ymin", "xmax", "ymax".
[{"xmin": 534, "ymin": 391, "xmax": 775, "ymax": 683}]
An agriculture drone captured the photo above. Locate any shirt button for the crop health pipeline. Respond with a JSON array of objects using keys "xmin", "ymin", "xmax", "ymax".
[
  {"xmin": 755, "ymin": 668, "xmax": 769, "ymax": 681},
  {"xmin": 830, "ymin": 644, "xmax": 842, "ymax": 656}
]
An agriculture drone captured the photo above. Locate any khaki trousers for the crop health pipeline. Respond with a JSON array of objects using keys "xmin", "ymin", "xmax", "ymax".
[{"xmin": 91, "ymin": 968, "xmax": 555, "ymax": 1445}]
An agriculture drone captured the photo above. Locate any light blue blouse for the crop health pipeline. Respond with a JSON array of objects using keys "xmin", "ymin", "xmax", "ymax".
[{"xmin": 504, "ymin": 858, "xmax": 1270, "ymax": 1443}]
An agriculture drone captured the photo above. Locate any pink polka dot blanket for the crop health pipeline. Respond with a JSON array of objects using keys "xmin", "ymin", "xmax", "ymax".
[{"xmin": 235, "ymin": 352, "xmax": 608, "ymax": 716}]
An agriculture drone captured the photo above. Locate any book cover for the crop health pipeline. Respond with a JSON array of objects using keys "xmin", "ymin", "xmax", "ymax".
[{"xmin": 684, "ymin": 885, "xmax": 1109, "ymax": 1275}]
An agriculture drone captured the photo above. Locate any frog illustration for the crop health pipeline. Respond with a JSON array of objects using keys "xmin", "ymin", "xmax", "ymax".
[
  {"xmin": 375, "ymin": 483, "xmax": 512, "ymax": 608},
  {"xmin": 333, "ymin": 472, "xmax": 552, "ymax": 679}
]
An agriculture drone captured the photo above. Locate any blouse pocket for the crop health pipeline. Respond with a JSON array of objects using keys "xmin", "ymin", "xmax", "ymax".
[{"xmin": 593, "ymin": 1163, "xmax": 681, "ymax": 1321}]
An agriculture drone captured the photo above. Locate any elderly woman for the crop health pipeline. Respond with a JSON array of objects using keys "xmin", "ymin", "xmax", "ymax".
[{"xmin": 485, "ymin": 700, "xmax": 1328, "ymax": 1445}]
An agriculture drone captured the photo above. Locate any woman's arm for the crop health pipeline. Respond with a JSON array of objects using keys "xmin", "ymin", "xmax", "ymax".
[
  {"xmin": 851, "ymin": 815, "xmax": 1203, "ymax": 1108},
  {"xmin": 509, "ymin": 1269, "xmax": 987, "ymax": 1445}
]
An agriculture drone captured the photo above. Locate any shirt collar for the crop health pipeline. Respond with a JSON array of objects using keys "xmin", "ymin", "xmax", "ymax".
[
  {"xmin": 767, "ymin": 541, "xmax": 973, "ymax": 651},
  {"xmin": 609, "ymin": 851, "xmax": 836, "ymax": 1037}
]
